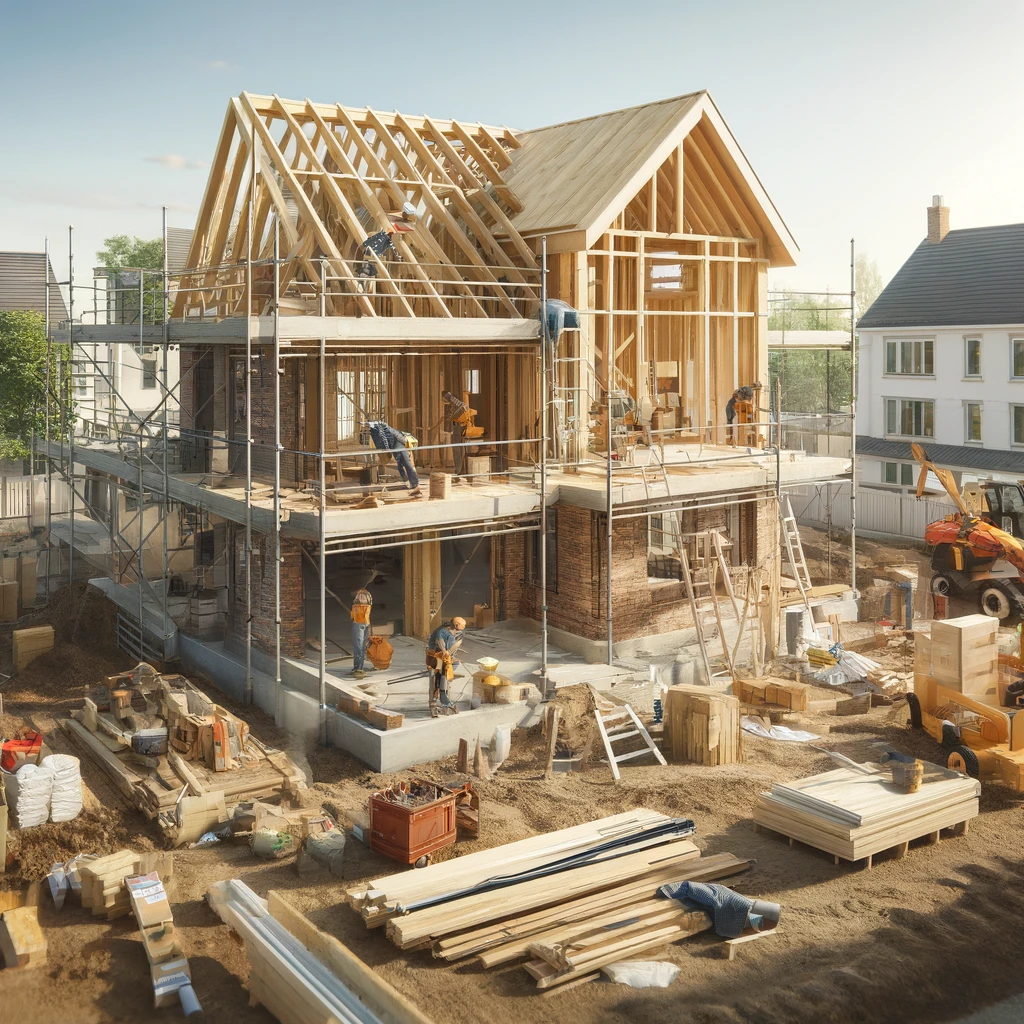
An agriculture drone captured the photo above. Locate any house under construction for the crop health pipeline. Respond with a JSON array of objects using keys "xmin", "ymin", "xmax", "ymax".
[{"xmin": 42, "ymin": 90, "xmax": 850, "ymax": 769}]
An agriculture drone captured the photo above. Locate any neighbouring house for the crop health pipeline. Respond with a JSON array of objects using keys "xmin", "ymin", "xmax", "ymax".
[
  {"xmin": 857, "ymin": 197, "xmax": 1024, "ymax": 499},
  {"xmin": 43, "ymin": 90, "xmax": 848, "ymax": 759},
  {"xmin": 0, "ymin": 250, "xmax": 68, "ymax": 323}
]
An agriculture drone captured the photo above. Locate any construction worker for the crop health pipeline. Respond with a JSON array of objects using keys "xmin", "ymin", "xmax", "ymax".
[
  {"xmin": 366, "ymin": 420, "xmax": 422, "ymax": 497},
  {"xmin": 350, "ymin": 586, "xmax": 373, "ymax": 679},
  {"xmin": 443, "ymin": 391, "xmax": 469, "ymax": 477},
  {"xmin": 725, "ymin": 385, "xmax": 755, "ymax": 426},
  {"xmin": 426, "ymin": 616, "xmax": 466, "ymax": 708}
]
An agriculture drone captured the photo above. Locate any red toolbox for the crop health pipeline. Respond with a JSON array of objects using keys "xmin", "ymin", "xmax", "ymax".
[
  {"xmin": 368, "ymin": 779, "xmax": 457, "ymax": 865},
  {"xmin": 1, "ymin": 731, "xmax": 43, "ymax": 773}
]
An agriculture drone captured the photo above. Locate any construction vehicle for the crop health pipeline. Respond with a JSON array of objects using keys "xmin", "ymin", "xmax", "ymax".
[{"xmin": 913, "ymin": 443, "xmax": 1024, "ymax": 621}]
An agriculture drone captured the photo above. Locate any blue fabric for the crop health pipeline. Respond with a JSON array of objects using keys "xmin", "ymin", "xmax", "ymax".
[
  {"xmin": 366, "ymin": 421, "xmax": 407, "ymax": 451},
  {"xmin": 427, "ymin": 626, "xmax": 461, "ymax": 652},
  {"xmin": 351, "ymin": 622, "xmax": 369, "ymax": 670},
  {"xmin": 393, "ymin": 448, "xmax": 419, "ymax": 489},
  {"xmin": 658, "ymin": 881, "xmax": 754, "ymax": 939},
  {"xmin": 539, "ymin": 298, "xmax": 580, "ymax": 343}
]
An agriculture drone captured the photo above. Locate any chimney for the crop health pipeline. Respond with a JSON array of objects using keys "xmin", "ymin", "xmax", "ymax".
[{"xmin": 927, "ymin": 194, "xmax": 950, "ymax": 244}]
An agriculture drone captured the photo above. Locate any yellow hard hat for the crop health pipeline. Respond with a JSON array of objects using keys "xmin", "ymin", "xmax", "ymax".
[{"xmin": 451, "ymin": 616, "xmax": 467, "ymax": 631}]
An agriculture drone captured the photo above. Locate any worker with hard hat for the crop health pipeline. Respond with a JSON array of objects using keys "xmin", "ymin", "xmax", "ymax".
[
  {"xmin": 350, "ymin": 586, "xmax": 373, "ymax": 679},
  {"xmin": 366, "ymin": 420, "xmax": 422, "ymax": 497},
  {"xmin": 426, "ymin": 616, "xmax": 466, "ymax": 709}
]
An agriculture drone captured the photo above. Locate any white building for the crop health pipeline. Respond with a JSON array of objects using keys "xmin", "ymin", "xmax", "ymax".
[{"xmin": 857, "ymin": 198, "xmax": 1024, "ymax": 497}]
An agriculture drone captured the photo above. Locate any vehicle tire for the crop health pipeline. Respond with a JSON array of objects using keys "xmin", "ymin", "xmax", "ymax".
[
  {"xmin": 931, "ymin": 574, "xmax": 953, "ymax": 597},
  {"xmin": 414, "ymin": 855, "xmax": 430, "ymax": 869},
  {"xmin": 978, "ymin": 583, "xmax": 1013, "ymax": 621},
  {"xmin": 947, "ymin": 745, "xmax": 980, "ymax": 779},
  {"xmin": 940, "ymin": 721, "xmax": 961, "ymax": 752},
  {"xmin": 906, "ymin": 692, "xmax": 922, "ymax": 729}
]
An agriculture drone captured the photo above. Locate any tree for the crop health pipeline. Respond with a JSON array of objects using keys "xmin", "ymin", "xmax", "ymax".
[
  {"xmin": 0, "ymin": 311, "xmax": 68, "ymax": 461},
  {"xmin": 855, "ymin": 252, "xmax": 884, "ymax": 321},
  {"xmin": 96, "ymin": 235, "xmax": 165, "ymax": 325}
]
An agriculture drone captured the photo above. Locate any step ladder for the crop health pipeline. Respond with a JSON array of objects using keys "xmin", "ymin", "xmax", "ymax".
[
  {"xmin": 780, "ymin": 495, "xmax": 813, "ymax": 608},
  {"xmin": 707, "ymin": 531, "xmax": 764, "ymax": 678},
  {"xmin": 681, "ymin": 534, "xmax": 736, "ymax": 685},
  {"xmin": 593, "ymin": 703, "xmax": 667, "ymax": 781}
]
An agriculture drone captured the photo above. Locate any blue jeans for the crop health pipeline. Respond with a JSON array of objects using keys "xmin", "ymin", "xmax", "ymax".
[
  {"xmin": 393, "ymin": 448, "xmax": 419, "ymax": 489},
  {"xmin": 352, "ymin": 622, "xmax": 369, "ymax": 670}
]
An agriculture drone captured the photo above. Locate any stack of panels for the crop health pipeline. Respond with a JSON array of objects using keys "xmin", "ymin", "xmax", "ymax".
[
  {"xmin": 754, "ymin": 761, "xmax": 980, "ymax": 862},
  {"xmin": 929, "ymin": 615, "xmax": 998, "ymax": 699}
]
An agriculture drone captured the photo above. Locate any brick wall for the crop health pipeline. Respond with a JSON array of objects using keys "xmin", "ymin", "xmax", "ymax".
[
  {"xmin": 179, "ymin": 345, "xmax": 198, "ymax": 431},
  {"xmin": 249, "ymin": 347, "xmax": 300, "ymax": 483},
  {"xmin": 226, "ymin": 526, "xmax": 305, "ymax": 658}
]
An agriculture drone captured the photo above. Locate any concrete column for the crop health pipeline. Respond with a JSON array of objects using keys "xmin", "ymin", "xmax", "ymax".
[{"xmin": 404, "ymin": 534, "xmax": 442, "ymax": 639}]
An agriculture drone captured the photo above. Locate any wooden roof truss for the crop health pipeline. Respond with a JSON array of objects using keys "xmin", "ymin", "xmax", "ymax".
[{"xmin": 175, "ymin": 93, "xmax": 540, "ymax": 320}]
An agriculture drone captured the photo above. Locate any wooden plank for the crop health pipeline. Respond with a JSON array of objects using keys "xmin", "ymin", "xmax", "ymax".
[{"xmin": 268, "ymin": 891, "xmax": 434, "ymax": 1024}]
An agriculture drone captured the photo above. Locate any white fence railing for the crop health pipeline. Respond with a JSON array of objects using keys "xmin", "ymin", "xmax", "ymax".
[
  {"xmin": 1, "ymin": 476, "xmax": 72, "ymax": 522},
  {"xmin": 790, "ymin": 485, "xmax": 956, "ymax": 541}
]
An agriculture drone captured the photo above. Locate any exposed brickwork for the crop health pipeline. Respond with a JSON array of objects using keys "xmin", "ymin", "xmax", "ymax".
[
  {"xmin": 226, "ymin": 526, "xmax": 305, "ymax": 658},
  {"xmin": 179, "ymin": 345, "xmax": 198, "ymax": 431},
  {"xmin": 249, "ymin": 347, "xmax": 299, "ymax": 483}
]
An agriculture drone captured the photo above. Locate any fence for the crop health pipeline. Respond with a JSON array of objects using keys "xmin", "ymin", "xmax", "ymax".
[
  {"xmin": 1, "ymin": 475, "xmax": 72, "ymax": 523},
  {"xmin": 791, "ymin": 484, "xmax": 956, "ymax": 542}
]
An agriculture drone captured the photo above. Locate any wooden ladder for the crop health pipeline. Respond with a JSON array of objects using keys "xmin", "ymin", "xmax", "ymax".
[
  {"xmin": 681, "ymin": 534, "xmax": 735, "ymax": 685},
  {"xmin": 593, "ymin": 703, "xmax": 667, "ymax": 781},
  {"xmin": 780, "ymin": 495, "xmax": 813, "ymax": 608}
]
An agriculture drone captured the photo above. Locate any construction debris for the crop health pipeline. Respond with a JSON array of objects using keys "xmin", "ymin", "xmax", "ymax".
[
  {"xmin": 754, "ymin": 759, "xmax": 979, "ymax": 866},
  {"xmin": 80, "ymin": 849, "xmax": 174, "ymax": 921},
  {"xmin": 208, "ymin": 880, "xmax": 435, "ymax": 1024}
]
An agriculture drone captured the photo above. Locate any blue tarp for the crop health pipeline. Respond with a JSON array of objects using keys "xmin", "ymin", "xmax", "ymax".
[{"xmin": 540, "ymin": 299, "xmax": 580, "ymax": 342}]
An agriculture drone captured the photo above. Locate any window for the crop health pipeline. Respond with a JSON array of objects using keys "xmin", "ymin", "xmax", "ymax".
[
  {"xmin": 885, "ymin": 399, "xmax": 934, "ymax": 437},
  {"xmin": 1014, "ymin": 339, "xmax": 1024, "ymax": 379},
  {"xmin": 965, "ymin": 402, "xmax": 982, "ymax": 442},
  {"xmin": 965, "ymin": 337, "xmax": 981, "ymax": 377},
  {"xmin": 901, "ymin": 464, "xmax": 915, "ymax": 486},
  {"xmin": 884, "ymin": 337, "xmax": 934, "ymax": 375},
  {"xmin": 141, "ymin": 358, "xmax": 157, "ymax": 390},
  {"xmin": 463, "ymin": 368, "xmax": 480, "ymax": 395},
  {"xmin": 1013, "ymin": 405, "xmax": 1024, "ymax": 445},
  {"xmin": 337, "ymin": 370, "xmax": 356, "ymax": 441},
  {"xmin": 527, "ymin": 509, "xmax": 558, "ymax": 591},
  {"xmin": 883, "ymin": 462, "xmax": 898, "ymax": 484}
]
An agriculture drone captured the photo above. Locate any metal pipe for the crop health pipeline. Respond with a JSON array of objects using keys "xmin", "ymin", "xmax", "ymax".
[
  {"xmin": 162, "ymin": 210, "xmax": 170, "ymax": 645},
  {"xmin": 850, "ymin": 238, "xmax": 858, "ymax": 594},
  {"xmin": 318, "ymin": 262, "xmax": 328, "ymax": 744},
  {"xmin": 605, "ymin": 240, "xmax": 614, "ymax": 666},
  {"xmin": 324, "ymin": 521, "xmax": 540, "ymax": 555},
  {"xmin": 68, "ymin": 225, "xmax": 75, "ymax": 595},
  {"xmin": 44, "ymin": 237, "xmax": 51, "ymax": 592},
  {"xmin": 245, "ymin": 142, "xmax": 255, "ymax": 705},
  {"xmin": 273, "ymin": 222, "xmax": 282, "ymax": 725},
  {"xmin": 539, "ymin": 236, "xmax": 549, "ymax": 696}
]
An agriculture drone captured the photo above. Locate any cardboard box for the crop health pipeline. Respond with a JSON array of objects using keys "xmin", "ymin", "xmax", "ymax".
[
  {"xmin": 127, "ymin": 871, "xmax": 173, "ymax": 930},
  {"xmin": 151, "ymin": 956, "xmax": 192, "ymax": 1008}
]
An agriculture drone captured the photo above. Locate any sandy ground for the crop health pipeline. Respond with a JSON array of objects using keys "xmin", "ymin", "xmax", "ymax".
[{"xmin": 2, "ymin": 584, "xmax": 1024, "ymax": 1024}]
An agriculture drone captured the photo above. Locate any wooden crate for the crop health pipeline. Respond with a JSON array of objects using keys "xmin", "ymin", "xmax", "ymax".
[
  {"xmin": 930, "ymin": 615, "xmax": 998, "ymax": 697},
  {"xmin": 665, "ymin": 686, "xmax": 740, "ymax": 766},
  {"xmin": 17, "ymin": 556, "xmax": 37, "ymax": 610},
  {"xmin": 0, "ymin": 580, "xmax": 17, "ymax": 623}
]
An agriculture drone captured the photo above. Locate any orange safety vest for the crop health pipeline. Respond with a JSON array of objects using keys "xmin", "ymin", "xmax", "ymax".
[{"xmin": 351, "ymin": 589, "xmax": 372, "ymax": 624}]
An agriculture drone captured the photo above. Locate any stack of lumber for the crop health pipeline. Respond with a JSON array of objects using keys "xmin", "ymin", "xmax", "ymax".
[
  {"xmin": 0, "ymin": 579, "xmax": 17, "ymax": 622},
  {"xmin": 347, "ymin": 809, "xmax": 674, "ymax": 928},
  {"xmin": 734, "ymin": 676, "xmax": 809, "ymax": 712},
  {"xmin": 865, "ymin": 667, "xmax": 912, "ymax": 697},
  {"xmin": 925, "ymin": 615, "xmax": 998, "ymax": 699},
  {"xmin": 665, "ymin": 685, "xmax": 740, "ymax": 765},
  {"xmin": 346, "ymin": 810, "xmax": 756, "ymax": 992},
  {"xmin": 13, "ymin": 625, "xmax": 54, "ymax": 671},
  {"xmin": 210, "ymin": 880, "xmax": 434, "ymax": 1024},
  {"xmin": 334, "ymin": 693, "xmax": 403, "ymax": 730},
  {"xmin": 753, "ymin": 760, "xmax": 980, "ymax": 866},
  {"xmin": 79, "ymin": 849, "xmax": 174, "ymax": 921}
]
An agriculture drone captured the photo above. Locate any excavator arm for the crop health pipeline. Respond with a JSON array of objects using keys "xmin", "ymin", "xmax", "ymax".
[{"xmin": 911, "ymin": 443, "xmax": 971, "ymax": 515}]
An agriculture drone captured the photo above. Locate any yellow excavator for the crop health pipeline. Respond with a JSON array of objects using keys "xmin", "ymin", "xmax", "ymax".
[{"xmin": 913, "ymin": 443, "xmax": 1024, "ymax": 622}]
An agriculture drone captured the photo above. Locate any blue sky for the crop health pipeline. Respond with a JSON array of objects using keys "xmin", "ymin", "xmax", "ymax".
[{"xmin": 2, "ymin": 0, "xmax": 1021, "ymax": 298}]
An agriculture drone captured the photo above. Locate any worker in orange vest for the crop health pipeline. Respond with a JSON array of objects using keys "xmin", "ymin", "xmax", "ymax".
[{"xmin": 351, "ymin": 587, "xmax": 373, "ymax": 679}]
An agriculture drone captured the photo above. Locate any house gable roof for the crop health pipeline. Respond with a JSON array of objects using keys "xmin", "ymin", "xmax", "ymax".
[
  {"xmin": 0, "ymin": 251, "xmax": 69, "ymax": 323},
  {"xmin": 857, "ymin": 223, "xmax": 1024, "ymax": 330},
  {"xmin": 505, "ymin": 91, "xmax": 798, "ymax": 265}
]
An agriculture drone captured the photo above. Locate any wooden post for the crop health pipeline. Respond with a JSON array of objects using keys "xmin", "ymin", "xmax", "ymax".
[
  {"xmin": 545, "ymin": 707, "xmax": 561, "ymax": 778},
  {"xmin": 404, "ymin": 533, "xmax": 442, "ymax": 639}
]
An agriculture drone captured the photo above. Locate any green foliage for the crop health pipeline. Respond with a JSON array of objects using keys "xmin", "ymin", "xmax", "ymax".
[
  {"xmin": 769, "ymin": 348, "xmax": 852, "ymax": 416},
  {"xmin": 96, "ymin": 235, "xmax": 164, "ymax": 270},
  {"xmin": 0, "ymin": 311, "xmax": 67, "ymax": 460},
  {"xmin": 855, "ymin": 253, "xmax": 884, "ymax": 320},
  {"xmin": 97, "ymin": 234, "xmax": 166, "ymax": 325}
]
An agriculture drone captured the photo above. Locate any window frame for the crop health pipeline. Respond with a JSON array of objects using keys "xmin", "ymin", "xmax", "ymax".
[
  {"xmin": 883, "ymin": 462, "xmax": 898, "ymax": 485},
  {"xmin": 964, "ymin": 401, "xmax": 982, "ymax": 443},
  {"xmin": 964, "ymin": 336, "xmax": 982, "ymax": 379},
  {"xmin": 883, "ymin": 336, "xmax": 934, "ymax": 376},
  {"xmin": 1012, "ymin": 404, "xmax": 1024, "ymax": 446},
  {"xmin": 884, "ymin": 397, "xmax": 934, "ymax": 439},
  {"xmin": 1012, "ymin": 338, "xmax": 1024, "ymax": 380},
  {"xmin": 900, "ymin": 463, "xmax": 915, "ymax": 486}
]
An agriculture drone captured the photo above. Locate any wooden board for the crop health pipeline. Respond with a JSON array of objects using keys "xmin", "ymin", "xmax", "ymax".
[{"xmin": 665, "ymin": 685, "xmax": 740, "ymax": 765}]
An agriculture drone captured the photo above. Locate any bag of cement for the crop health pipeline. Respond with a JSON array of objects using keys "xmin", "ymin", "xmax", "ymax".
[
  {"xmin": 42, "ymin": 753, "xmax": 83, "ymax": 822},
  {"xmin": 6, "ymin": 761, "xmax": 54, "ymax": 828},
  {"xmin": 250, "ymin": 829, "xmax": 298, "ymax": 859},
  {"xmin": 602, "ymin": 961, "xmax": 680, "ymax": 988},
  {"xmin": 367, "ymin": 635, "xmax": 394, "ymax": 670},
  {"xmin": 305, "ymin": 829, "xmax": 346, "ymax": 875}
]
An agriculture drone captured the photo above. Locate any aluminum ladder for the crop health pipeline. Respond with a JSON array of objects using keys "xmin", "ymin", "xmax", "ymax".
[
  {"xmin": 593, "ymin": 703, "xmax": 667, "ymax": 781},
  {"xmin": 780, "ymin": 495, "xmax": 813, "ymax": 607}
]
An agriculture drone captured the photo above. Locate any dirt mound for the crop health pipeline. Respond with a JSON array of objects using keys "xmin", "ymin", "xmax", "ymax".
[{"xmin": 3, "ymin": 806, "xmax": 161, "ymax": 888}]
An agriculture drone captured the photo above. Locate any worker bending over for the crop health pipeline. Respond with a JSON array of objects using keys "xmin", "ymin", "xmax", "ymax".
[
  {"xmin": 350, "ymin": 586, "xmax": 373, "ymax": 679},
  {"xmin": 366, "ymin": 420, "xmax": 422, "ymax": 497},
  {"xmin": 426, "ymin": 616, "xmax": 466, "ymax": 709}
]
